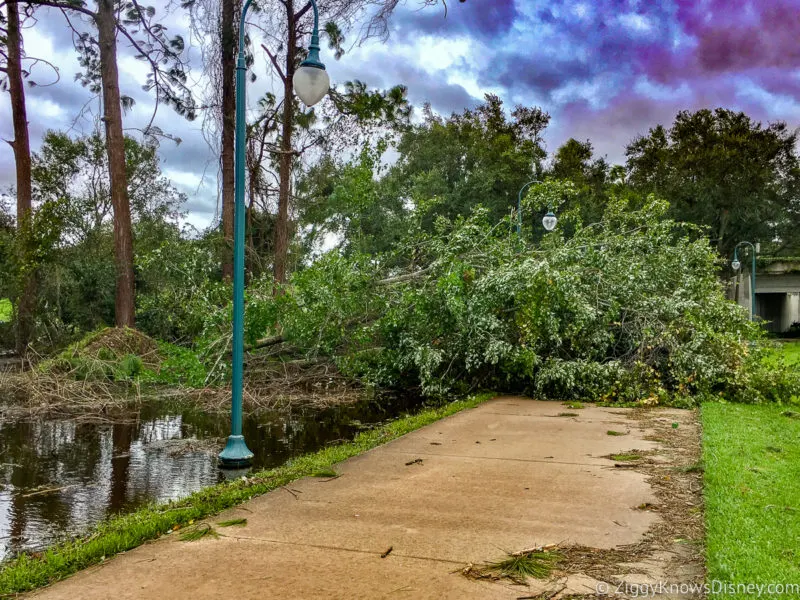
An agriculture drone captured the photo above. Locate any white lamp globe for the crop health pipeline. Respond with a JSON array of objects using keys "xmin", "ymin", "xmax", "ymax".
[
  {"xmin": 542, "ymin": 211, "xmax": 557, "ymax": 232},
  {"xmin": 731, "ymin": 259, "xmax": 741, "ymax": 271},
  {"xmin": 293, "ymin": 65, "xmax": 330, "ymax": 107}
]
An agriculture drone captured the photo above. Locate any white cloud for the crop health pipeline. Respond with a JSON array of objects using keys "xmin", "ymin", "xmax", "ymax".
[
  {"xmin": 618, "ymin": 13, "xmax": 652, "ymax": 34},
  {"xmin": 28, "ymin": 97, "xmax": 65, "ymax": 119}
]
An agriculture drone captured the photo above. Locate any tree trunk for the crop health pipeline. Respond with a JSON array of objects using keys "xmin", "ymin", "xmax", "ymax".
[
  {"xmin": 6, "ymin": 1, "xmax": 35, "ymax": 356},
  {"xmin": 220, "ymin": 0, "xmax": 236, "ymax": 281},
  {"xmin": 272, "ymin": 0, "xmax": 296, "ymax": 286},
  {"xmin": 96, "ymin": 0, "xmax": 135, "ymax": 327}
]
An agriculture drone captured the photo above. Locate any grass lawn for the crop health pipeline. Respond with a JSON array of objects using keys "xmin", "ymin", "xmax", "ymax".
[
  {"xmin": 0, "ymin": 298, "xmax": 11, "ymax": 323},
  {"xmin": 763, "ymin": 339, "xmax": 800, "ymax": 369},
  {"xmin": 703, "ymin": 403, "xmax": 800, "ymax": 597}
]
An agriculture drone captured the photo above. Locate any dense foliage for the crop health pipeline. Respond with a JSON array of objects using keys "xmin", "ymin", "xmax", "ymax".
[
  {"xmin": 187, "ymin": 193, "xmax": 790, "ymax": 405},
  {"xmin": 3, "ymin": 102, "xmax": 799, "ymax": 407}
]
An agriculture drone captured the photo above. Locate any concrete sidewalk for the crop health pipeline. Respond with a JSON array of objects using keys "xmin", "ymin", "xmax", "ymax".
[{"xmin": 31, "ymin": 398, "xmax": 667, "ymax": 599}]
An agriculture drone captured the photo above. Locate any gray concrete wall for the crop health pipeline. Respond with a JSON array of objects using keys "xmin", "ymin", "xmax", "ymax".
[{"xmin": 726, "ymin": 272, "xmax": 800, "ymax": 332}]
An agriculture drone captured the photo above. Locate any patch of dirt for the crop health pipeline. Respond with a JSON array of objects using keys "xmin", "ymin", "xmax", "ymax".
[{"xmin": 464, "ymin": 407, "xmax": 705, "ymax": 599}]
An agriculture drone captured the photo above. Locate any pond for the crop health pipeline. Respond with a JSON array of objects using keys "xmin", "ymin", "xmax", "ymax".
[{"xmin": 0, "ymin": 393, "xmax": 421, "ymax": 561}]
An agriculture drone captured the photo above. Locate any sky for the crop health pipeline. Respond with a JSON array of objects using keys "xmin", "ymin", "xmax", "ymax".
[{"xmin": 2, "ymin": 0, "xmax": 800, "ymax": 230}]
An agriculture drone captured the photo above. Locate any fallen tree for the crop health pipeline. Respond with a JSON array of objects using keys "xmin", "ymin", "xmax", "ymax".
[{"xmin": 207, "ymin": 194, "xmax": 797, "ymax": 405}]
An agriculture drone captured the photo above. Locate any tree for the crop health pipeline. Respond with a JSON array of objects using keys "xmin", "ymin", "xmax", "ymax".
[
  {"xmin": 297, "ymin": 140, "xmax": 408, "ymax": 257},
  {"xmin": 186, "ymin": 0, "xmax": 431, "ymax": 285},
  {"xmin": 544, "ymin": 138, "xmax": 613, "ymax": 230},
  {"xmin": 0, "ymin": 1, "xmax": 35, "ymax": 354},
  {"xmin": 220, "ymin": 0, "xmax": 237, "ymax": 281},
  {"xmin": 626, "ymin": 108, "xmax": 800, "ymax": 258},
  {"xmin": 32, "ymin": 131, "xmax": 185, "ymax": 240},
  {"xmin": 390, "ymin": 95, "xmax": 549, "ymax": 229},
  {"xmin": 186, "ymin": 0, "xmax": 238, "ymax": 280},
  {"xmin": 28, "ymin": 0, "xmax": 196, "ymax": 327},
  {"xmin": 29, "ymin": 131, "xmax": 187, "ymax": 332}
]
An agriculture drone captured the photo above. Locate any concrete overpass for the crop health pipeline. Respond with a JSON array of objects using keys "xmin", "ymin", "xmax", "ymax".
[{"xmin": 729, "ymin": 259, "xmax": 800, "ymax": 333}]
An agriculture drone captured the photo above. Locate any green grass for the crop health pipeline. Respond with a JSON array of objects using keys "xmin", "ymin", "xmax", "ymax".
[
  {"xmin": 703, "ymin": 403, "xmax": 800, "ymax": 597},
  {"xmin": 606, "ymin": 430, "xmax": 627, "ymax": 436},
  {"xmin": 179, "ymin": 523, "xmax": 218, "ymax": 542},
  {"xmin": 610, "ymin": 453, "xmax": 641, "ymax": 461},
  {"xmin": 0, "ymin": 392, "xmax": 495, "ymax": 596},
  {"xmin": 762, "ymin": 340, "xmax": 800, "ymax": 369},
  {"xmin": 311, "ymin": 466, "xmax": 338, "ymax": 478},
  {"xmin": 563, "ymin": 401, "xmax": 584, "ymax": 409},
  {"xmin": 0, "ymin": 298, "xmax": 11, "ymax": 323}
]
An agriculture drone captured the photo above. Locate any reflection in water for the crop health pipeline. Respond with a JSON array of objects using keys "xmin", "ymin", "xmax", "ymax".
[{"xmin": 0, "ymin": 394, "xmax": 418, "ymax": 560}]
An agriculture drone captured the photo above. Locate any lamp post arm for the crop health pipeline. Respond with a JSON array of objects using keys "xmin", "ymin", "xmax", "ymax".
[
  {"xmin": 238, "ymin": 0, "xmax": 252, "ymax": 58},
  {"xmin": 300, "ymin": 0, "xmax": 324, "ymax": 68}
]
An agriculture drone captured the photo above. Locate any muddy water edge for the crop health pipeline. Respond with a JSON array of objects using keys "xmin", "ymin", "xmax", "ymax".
[{"xmin": 0, "ymin": 391, "xmax": 422, "ymax": 561}]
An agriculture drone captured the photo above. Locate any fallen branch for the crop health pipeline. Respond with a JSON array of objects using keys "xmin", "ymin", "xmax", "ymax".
[
  {"xmin": 376, "ymin": 267, "xmax": 432, "ymax": 286},
  {"xmin": 245, "ymin": 334, "xmax": 284, "ymax": 352}
]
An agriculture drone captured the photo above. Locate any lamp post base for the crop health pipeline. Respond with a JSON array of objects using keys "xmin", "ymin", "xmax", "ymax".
[{"xmin": 219, "ymin": 435, "xmax": 254, "ymax": 468}]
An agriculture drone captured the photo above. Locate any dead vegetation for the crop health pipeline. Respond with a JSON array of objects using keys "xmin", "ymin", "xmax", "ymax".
[
  {"xmin": 0, "ymin": 371, "xmax": 145, "ymax": 420},
  {"xmin": 0, "ymin": 323, "xmax": 371, "ymax": 418}
]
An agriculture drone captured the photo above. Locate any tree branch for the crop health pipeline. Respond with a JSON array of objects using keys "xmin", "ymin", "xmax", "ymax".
[
  {"xmin": 376, "ymin": 267, "xmax": 433, "ymax": 285},
  {"xmin": 294, "ymin": 1, "xmax": 312, "ymax": 21},
  {"xmin": 25, "ymin": 0, "xmax": 96, "ymax": 20},
  {"xmin": 260, "ymin": 43, "xmax": 286, "ymax": 83}
]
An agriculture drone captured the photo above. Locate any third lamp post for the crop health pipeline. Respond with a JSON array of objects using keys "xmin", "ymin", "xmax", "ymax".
[{"xmin": 731, "ymin": 241, "xmax": 757, "ymax": 321}]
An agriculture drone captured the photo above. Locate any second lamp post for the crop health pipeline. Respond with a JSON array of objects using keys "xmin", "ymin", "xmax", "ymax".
[{"xmin": 517, "ymin": 180, "xmax": 557, "ymax": 235}]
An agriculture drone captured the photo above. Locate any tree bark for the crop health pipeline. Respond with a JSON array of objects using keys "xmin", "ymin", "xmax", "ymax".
[
  {"xmin": 220, "ymin": 0, "xmax": 236, "ymax": 281},
  {"xmin": 6, "ymin": 0, "xmax": 36, "ymax": 355},
  {"xmin": 96, "ymin": 0, "xmax": 135, "ymax": 327},
  {"xmin": 272, "ymin": 0, "xmax": 296, "ymax": 286}
]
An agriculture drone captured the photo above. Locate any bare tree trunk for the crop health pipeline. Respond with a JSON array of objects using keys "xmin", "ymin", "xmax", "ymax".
[
  {"xmin": 220, "ymin": 0, "xmax": 236, "ymax": 281},
  {"xmin": 273, "ymin": 0, "xmax": 296, "ymax": 286},
  {"xmin": 97, "ymin": 0, "xmax": 135, "ymax": 327},
  {"xmin": 6, "ymin": 1, "xmax": 35, "ymax": 355}
]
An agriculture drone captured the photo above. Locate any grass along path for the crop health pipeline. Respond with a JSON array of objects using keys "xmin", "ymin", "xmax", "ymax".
[
  {"xmin": 0, "ymin": 393, "xmax": 494, "ymax": 596},
  {"xmin": 703, "ymin": 403, "xmax": 800, "ymax": 597}
]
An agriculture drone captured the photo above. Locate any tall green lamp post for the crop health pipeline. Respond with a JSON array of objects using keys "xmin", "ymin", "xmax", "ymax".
[
  {"xmin": 516, "ymin": 179, "xmax": 557, "ymax": 235},
  {"xmin": 219, "ymin": 0, "xmax": 330, "ymax": 468},
  {"xmin": 731, "ymin": 241, "xmax": 757, "ymax": 321}
]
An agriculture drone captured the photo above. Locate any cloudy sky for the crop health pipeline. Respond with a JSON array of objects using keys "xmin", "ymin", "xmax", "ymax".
[{"xmin": 2, "ymin": 0, "xmax": 800, "ymax": 229}]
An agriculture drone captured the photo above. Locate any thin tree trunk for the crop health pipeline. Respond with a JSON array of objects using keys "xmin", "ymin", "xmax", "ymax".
[
  {"xmin": 6, "ymin": 1, "xmax": 35, "ymax": 355},
  {"xmin": 96, "ymin": 0, "xmax": 135, "ymax": 327},
  {"xmin": 273, "ymin": 0, "xmax": 295, "ymax": 286},
  {"xmin": 220, "ymin": 0, "xmax": 236, "ymax": 281}
]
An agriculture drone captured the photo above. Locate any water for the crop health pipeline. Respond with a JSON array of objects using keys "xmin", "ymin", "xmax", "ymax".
[{"xmin": 0, "ymin": 394, "xmax": 420, "ymax": 561}]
